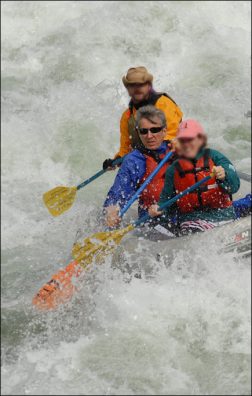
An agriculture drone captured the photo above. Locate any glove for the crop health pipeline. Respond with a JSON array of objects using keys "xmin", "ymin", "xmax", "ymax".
[{"xmin": 103, "ymin": 158, "xmax": 115, "ymax": 170}]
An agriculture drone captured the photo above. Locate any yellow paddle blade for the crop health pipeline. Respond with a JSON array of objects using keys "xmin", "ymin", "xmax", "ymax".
[
  {"xmin": 43, "ymin": 186, "xmax": 77, "ymax": 217},
  {"xmin": 72, "ymin": 224, "xmax": 135, "ymax": 268}
]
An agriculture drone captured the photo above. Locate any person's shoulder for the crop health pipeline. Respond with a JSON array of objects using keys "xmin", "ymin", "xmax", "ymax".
[
  {"xmin": 120, "ymin": 107, "xmax": 131, "ymax": 120},
  {"xmin": 207, "ymin": 148, "xmax": 219, "ymax": 155},
  {"xmin": 120, "ymin": 150, "xmax": 146, "ymax": 177},
  {"xmin": 205, "ymin": 148, "xmax": 234, "ymax": 167},
  {"xmin": 156, "ymin": 93, "xmax": 178, "ymax": 109},
  {"xmin": 122, "ymin": 149, "xmax": 145, "ymax": 164},
  {"xmin": 207, "ymin": 148, "xmax": 225, "ymax": 160}
]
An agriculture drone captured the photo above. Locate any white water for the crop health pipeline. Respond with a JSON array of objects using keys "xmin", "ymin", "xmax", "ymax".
[{"xmin": 1, "ymin": 1, "xmax": 251, "ymax": 394}]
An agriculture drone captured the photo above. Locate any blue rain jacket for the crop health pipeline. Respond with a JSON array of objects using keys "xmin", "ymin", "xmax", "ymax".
[{"xmin": 104, "ymin": 142, "xmax": 169, "ymax": 217}]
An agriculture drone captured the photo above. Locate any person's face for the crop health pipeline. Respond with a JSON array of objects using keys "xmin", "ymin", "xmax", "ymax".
[
  {"xmin": 138, "ymin": 117, "xmax": 166, "ymax": 150},
  {"xmin": 179, "ymin": 136, "xmax": 204, "ymax": 158},
  {"xmin": 126, "ymin": 83, "xmax": 151, "ymax": 103}
]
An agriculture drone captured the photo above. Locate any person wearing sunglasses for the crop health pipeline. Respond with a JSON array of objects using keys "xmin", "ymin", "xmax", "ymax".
[
  {"xmin": 102, "ymin": 66, "xmax": 183, "ymax": 171},
  {"xmin": 103, "ymin": 105, "xmax": 175, "ymax": 228},
  {"xmin": 148, "ymin": 119, "xmax": 241, "ymax": 234}
]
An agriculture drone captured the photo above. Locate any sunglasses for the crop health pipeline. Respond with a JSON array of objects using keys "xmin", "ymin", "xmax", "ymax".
[{"xmin": 137, "ymin": 126, "xmax": 164, "ymax": 135}]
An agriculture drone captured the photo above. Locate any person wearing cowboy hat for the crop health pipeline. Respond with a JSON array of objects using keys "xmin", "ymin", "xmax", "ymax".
[{"xmin": 103, "ymin": 66, "xmax": 183, "ymax": 170}]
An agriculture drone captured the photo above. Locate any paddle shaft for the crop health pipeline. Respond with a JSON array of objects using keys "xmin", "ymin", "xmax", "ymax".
[
  {"xmin": 77, "ymin": 156, "xmax": 124, "ymax": 190},
  {"xmin": 135, "ymin": 174, "xmax": 213, "ymax": 226},
  {"xmin": 119, "ymin": 150, "xmax": 173, "ymax": 217},
  {"xmin": 237, "ymin": 171, "xmax": 251, "ymax": 183}
]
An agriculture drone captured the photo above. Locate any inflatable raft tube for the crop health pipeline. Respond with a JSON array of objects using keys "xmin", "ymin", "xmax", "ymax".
[{"xmin": 111, "ymin": 216, "xmax": 251, "ymax": 277}]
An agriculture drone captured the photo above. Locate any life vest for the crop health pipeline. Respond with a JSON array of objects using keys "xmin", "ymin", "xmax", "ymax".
[
  {"xmin": 139, "ymin": 147, "xmax": 172, "ymax": 209},
  {"xmin": 174, "ymin": 149, "xmax": 232, "ymax": 213},
  {"xmin": 127, "ymin": 92, "xmax": 178, "ymax": 149}
]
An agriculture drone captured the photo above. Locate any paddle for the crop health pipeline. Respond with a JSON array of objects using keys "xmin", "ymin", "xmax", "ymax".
[
  {"xmin": 43, "ymin": 156, "xmax": 124, "ymax": 217},
  {"xmin": 33, "ymin": 173, "xmax": 214, "ymax": 310},
  {"xmin": 237, "ymin": 171, "xmax": 251, "ymax": 183},
  {"xmin": 72, "ymin": 173, "xmax": 214, "ymax": 264}
]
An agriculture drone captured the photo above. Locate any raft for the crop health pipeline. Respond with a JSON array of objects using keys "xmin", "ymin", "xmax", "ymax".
[
  {"xmin": 33, "ymin": 214, "xmax": 251, "ymax": 311},
  {"xmin": 111, "ymin": 216, "xmax": 251, "ymax": 278}
]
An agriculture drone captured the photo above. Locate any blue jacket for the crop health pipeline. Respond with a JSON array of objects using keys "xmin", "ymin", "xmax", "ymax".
[
  {"xmin": 233, "ymin": 194, "xmax": 251, "ymax": 218},
  {"xmin": 104, "ymin": 142, "xmax": 169, "ymax": 216}
]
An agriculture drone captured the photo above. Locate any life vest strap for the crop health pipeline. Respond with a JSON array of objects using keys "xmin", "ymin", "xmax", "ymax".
[{"xmin": 174, "ymin": 148, "xmax": 211, "ymax": 177}]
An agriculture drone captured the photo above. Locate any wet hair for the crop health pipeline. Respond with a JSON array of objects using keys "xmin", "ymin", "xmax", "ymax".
[{"xmin": 136, "ymin": 105, "xmax": 167, "ymax": 128}]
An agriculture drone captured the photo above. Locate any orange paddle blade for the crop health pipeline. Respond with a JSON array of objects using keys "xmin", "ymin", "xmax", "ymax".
[
  {"xmin": 33, "ymin": 225, "xmax": 135, "ymax": 311},
  {"xmin": 32, "ymin": 260, "xmax": 82, "ymax": 311}
]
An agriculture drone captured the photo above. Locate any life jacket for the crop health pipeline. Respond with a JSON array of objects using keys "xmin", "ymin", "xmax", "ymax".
[
  {"xmin": 139, "ymin": 147, "xmax": 173, "ymax": 209},
  {"xmin": 127, "ymin": 92, "xmax": 178, "ymax": 149},
  {"xmin": 174, "ymin": 149, "xmax": 232, "ymax": 214}
]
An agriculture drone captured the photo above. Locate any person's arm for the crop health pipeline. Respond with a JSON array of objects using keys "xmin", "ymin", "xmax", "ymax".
[
  {"xmin": 104, "ymin": 153, "xmax": 145, "ymax": 209},
  {"xmin": 114, "ymin": 110, "xmax": 131, "ymax": 158},
  {"xmin": 210, "ymin": 149, "xmax": 240, "ymax": 194},
  {"xmin": 156, "ymin": 96, "xmax": 183, "ymax": 141},
  {"xmin": 233, "ymin": 194, "xmax": 251, "ymax": 218},
  {"xmin": 103, "ymin": 153, "xmax": 145, "ymax": 227}
]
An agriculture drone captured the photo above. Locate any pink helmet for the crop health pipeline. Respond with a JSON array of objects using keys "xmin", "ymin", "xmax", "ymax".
[{"xmin": 177, "ymin": 119, "xmax": 206, "ymax": 139}]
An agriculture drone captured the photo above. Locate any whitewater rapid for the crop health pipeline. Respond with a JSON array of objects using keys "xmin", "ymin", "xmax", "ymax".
[{"xmin": 1, "ymin": 1, "xmax": 251, "ymax": 395}]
